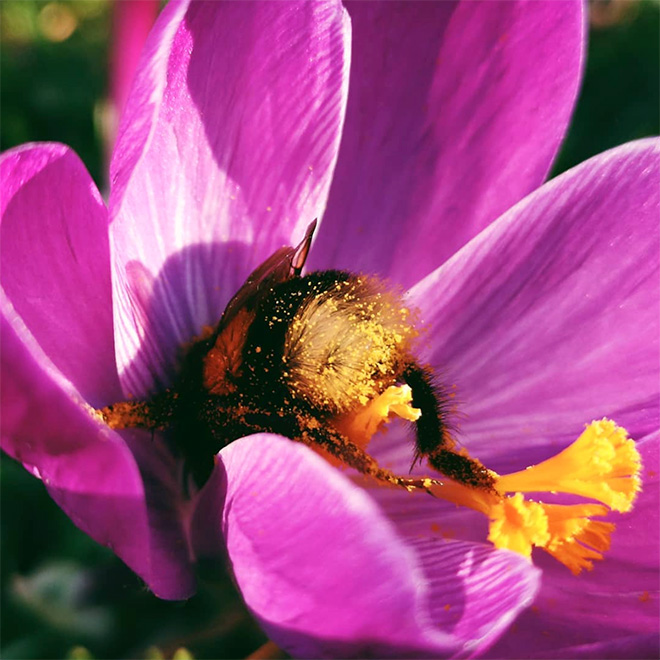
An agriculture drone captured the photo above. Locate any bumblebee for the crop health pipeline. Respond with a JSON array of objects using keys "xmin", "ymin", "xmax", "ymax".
[{"xmin": 100, "ymin": 222, "xmax": 494, "ymax": 492}]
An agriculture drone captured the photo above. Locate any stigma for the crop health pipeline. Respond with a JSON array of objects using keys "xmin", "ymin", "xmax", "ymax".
[{"xmin": 339, "ymin": 398, "xmax": 642, "ymax": 575}]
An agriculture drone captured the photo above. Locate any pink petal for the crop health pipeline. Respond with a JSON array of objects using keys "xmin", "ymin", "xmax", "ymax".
[
  {"xmin": 401, "ymin": 138, "xmax": 659, "ymax": 470},
  {"xmin": 109, "ymin": 0, "xmax": 350, "ymax": 397},
  {"xmin": 191, "ymin": 434, "xmax": 537, "ymax": 658},
  {"xmin": 190, "ymin": 435, "xmax": 449, "ymax": 658},
  {"xmin": 0, "ymin": 143, "xmax": 194, "ymax": 599},
  {"xmin": 0, "ymin": 143, "xmax": 119, "ymax": 405},
  {"xmin": 0, "ymin": 315, "xmax": 195, "ymax": 600},
  {"xmin": 310, "ymin": 0, "xmax": 584, "ymax": 288}
]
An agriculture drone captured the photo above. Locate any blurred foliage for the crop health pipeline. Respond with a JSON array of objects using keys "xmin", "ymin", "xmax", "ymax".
[
  {"xmin": 1, "ymin": 1, "xmax": 110, "ymax": 187},
  {"xmin": 1, "ymin": 0, "xmax": 658, "ymax": 659},
  {"xmin": 1, "ymin": 457, "xmax": 267, "ymax": 659},
  {"xmin": 552, "ymin": 0, "xmax": 660, "ymax": 174}
]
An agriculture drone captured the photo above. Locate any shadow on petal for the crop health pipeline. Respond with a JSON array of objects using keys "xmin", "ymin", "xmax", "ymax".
[{"xmin": 114, "ymin": 240, "xmax": 252, "ymax": 397}]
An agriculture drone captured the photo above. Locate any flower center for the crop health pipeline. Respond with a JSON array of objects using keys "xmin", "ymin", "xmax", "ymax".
[{"xmin": 338, "ymin": 398, "xmax": 642, "ymax": 574}]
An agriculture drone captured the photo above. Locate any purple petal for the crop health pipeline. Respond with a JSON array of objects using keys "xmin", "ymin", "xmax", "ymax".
[
  {"xmin": 0, "ymin": 143, "xmax": 194, "ymax": 600},
  {"xmin": 310, "ymin": 0, "xmax": 584, "ymax": 288},
  {"xmin": 0, "ymin": 144, "xmax": 119, "ymax": 406},
  {"xmin": 109, "ymin": 0, "xmax": 350, "ymax": 396},
  {"xmin": 190, "ymin": 434, "xmax": 451, "ymax": 658},
  {"xmin": 0, "ymin": 316, "xmax": 195, "ymax": 600},
  {"xmin": 401, "ymin": 138, "xmax": 659, "ymax": 471},
  {"xmin": 376, "ymin": 479, "xmax": 491, "ymax": 547},
  {"xmin": 191, "ymin": 434, "xmax": 537, "ymax": 658},
  {"xmin": 485, "ymin": 432, "xmax": 659, "ymax": 657}
]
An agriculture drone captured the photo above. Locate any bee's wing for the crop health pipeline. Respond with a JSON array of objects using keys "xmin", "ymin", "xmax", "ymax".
[{"xmin": 218, "ymin": 220, "xmax": 317, "ymax": 328}]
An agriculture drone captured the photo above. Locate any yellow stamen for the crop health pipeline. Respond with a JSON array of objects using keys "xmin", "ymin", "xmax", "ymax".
[
  {"xmin": 488, "ymin": 493, "xmax": 549, "ymax": 559},
  {"xmin": 543, "ymin": 503, "xmax": 615, "ymax": 575},
  {"xmin": 486, "ymin": 495, "xmax": 617, "ymax": 573},
  {"xmin": 333, "ymin": 384, "xmax": 420, "ymax": 449},
  {"xmin": 429, "ymin": 479, "xmax": 498, "ymax": 516},
  {"xmin": 496, "ymin": 419, "xmax": 642, "ymax": 512}
]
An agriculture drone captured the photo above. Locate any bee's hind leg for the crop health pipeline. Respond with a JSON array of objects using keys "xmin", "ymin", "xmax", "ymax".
[{"xmin": 402, "ymin": 362, "xmax": 496, "ymax": 491}]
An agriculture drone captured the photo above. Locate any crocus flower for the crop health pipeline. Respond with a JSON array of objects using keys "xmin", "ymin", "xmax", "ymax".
[{"xmin": 1, "ymin": 0, "xmax": 658, "ymax": 658}]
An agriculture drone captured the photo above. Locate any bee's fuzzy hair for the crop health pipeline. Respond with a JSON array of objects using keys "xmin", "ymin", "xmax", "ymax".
[{"xmin": 282, "ymin": 274, "xmax": 417, "ymax": 413}]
